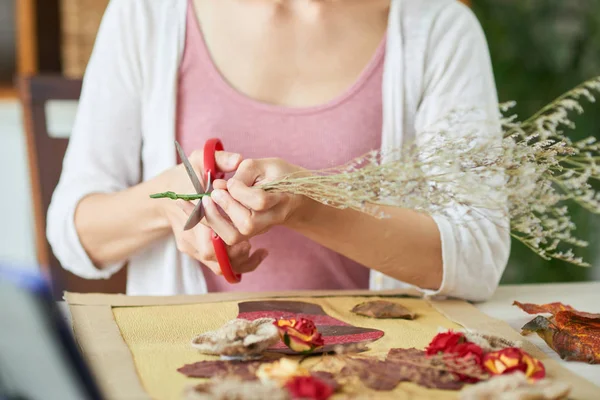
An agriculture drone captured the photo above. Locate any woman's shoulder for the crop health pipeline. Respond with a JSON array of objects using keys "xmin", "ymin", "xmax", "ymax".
[
  {"xmin": 397, "ymin": 0, "xmax": 484, "ymax": 48},
  {"xmin": 399, "ymin": 0, "xmax": 480, "ymax": 33},
  {"xmin": 101, "ymin": 0, "xmax": 186, "ymax": 32}
]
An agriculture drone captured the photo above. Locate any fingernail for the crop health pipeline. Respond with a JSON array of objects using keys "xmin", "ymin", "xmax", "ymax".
[
  {"xmin": 202, "ymin": 196, "xmax": 211, "ymax": 207},
  {"xmin": 227, "ymin": 153, "xmax": 241, "ymax": 168},
  {"xmin": 211, "ymin": 189, "xmax": 223, "ymax": 202}
]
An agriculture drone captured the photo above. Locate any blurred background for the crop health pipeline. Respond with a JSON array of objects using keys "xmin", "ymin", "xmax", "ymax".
[{"xmin": 0, "ymin": 0, "xmax": 598, "ymax": 291}]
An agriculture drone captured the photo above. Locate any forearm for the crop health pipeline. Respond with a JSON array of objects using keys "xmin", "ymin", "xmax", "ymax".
[
  {"xmin": 286, "ymin": 198, "xmax": 443, "ymax": 290},
  {"xmin": 74, "ymin": 175, "xmax": 172, "ymax": 267}
]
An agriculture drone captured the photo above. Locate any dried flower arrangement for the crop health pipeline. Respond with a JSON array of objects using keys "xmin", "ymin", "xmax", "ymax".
[
  {"xmin": 179, "ymin": 326, "xmax": 564, "ymax": 400},
  {"xmin": 257, "ymin": 76, "xmax": 600, "ymax": 266}
]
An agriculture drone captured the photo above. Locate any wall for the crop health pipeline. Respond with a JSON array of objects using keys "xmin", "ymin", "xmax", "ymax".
[{"xmin": 0, "ymin": 100, "xmax": 36, "ymax": 268}]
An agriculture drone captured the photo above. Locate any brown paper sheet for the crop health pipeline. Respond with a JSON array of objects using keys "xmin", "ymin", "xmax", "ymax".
[
  {"xmin": 66, "ymin": 292, "xmax": 600, "ymax": 400},
  {"xmin": 69, "ymin": 305, "xmax": 150, "ymax": 400},
  {"xmin": 64, "ymin": 288, "xmax": 421, "ymax": 307}
]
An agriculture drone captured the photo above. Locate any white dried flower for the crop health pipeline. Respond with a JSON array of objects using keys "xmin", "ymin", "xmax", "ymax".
[{"xmin": 261, "ymin": 76, "xmax": 600, "ymax": 267}]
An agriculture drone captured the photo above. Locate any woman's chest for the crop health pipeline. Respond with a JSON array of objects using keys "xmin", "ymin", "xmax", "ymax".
[
  {"xmin": 177, "ymin": 0, "xmax": 386, "ymax": 170},
  {"xmin": 191, "ymin": 0, "xmax": 389, "ymax": 108}
]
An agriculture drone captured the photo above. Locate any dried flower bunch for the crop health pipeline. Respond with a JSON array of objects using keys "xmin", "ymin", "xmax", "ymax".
[{"xmin": 260, "ymin": 76, "xmax": 600, "ymax": 266}]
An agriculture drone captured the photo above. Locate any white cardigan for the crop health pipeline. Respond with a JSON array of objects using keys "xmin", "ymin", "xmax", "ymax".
[{"xmin": 47, "ymin": 0, "xmax": 510, "ymax": 301}]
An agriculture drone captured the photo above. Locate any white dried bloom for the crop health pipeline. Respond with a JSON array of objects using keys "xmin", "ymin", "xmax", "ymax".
[
  {"xmin": 261, "ymin": 76, "xmax": 600, "ymax": 267},
  {"xmin": 191, "ymin": 318, "xmax": 279, "ymax": 358}
]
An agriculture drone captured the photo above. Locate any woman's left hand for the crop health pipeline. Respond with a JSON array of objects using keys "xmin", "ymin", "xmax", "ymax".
[{"xmin": 201, "ymin": 158, "xmax": 307, "ymax": 245}]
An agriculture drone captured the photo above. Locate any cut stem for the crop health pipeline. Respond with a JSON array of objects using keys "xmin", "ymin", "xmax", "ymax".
[{"xmin": 149, "ymin": 192, "xmax": 209, "ymax": 201}]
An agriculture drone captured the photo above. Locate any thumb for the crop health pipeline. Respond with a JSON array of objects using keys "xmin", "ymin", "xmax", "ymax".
[{"xmin": 214, "ymin": 151, "xmax": 242, "ymax": 173}]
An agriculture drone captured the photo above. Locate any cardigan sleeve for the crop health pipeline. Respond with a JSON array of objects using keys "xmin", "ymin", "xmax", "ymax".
[
  {"xmin": 413, "ymin": 2, "xmax": 510, "ymax": 301},
  {"xmin": 46, "ymin": 0, "xmax": 144, "ymax": 279}
]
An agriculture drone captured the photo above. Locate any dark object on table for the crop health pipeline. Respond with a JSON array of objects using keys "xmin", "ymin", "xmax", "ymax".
[
  {"xmin": 350, "ymin": 300, "xmax": 416, "ymax": 319},
  {"xmin": 0, "ymin": 264, "xmax": 104, "ymax": 400}
]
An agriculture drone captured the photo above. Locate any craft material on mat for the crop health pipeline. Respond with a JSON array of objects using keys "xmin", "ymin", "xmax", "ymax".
[
  {"xmin": 66, "ymin": 292, "xmax": 600, "ymax": 400},
  {"xmin": 237, "ymin": 300, "xmax": 384, "ymax": 354},
  {"xmin": 350, "ymin": 300, "xmax": 416, "ymax": 319},
  {"xmin": 514, "ymin": 301, "xmax": 600, "ymax": 363},
  {"xmin": 111, "ymin": 297, "xmax": 461, "ymax": 400},
  {"xmin": 190, "ymin": 318, "xmax": 279, "ymax": 358}
]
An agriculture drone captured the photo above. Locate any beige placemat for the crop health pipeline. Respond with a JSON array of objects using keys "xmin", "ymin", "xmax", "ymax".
[{"xmin": 66, "ymin": 291, "xmax": 600, "ymax": 400}]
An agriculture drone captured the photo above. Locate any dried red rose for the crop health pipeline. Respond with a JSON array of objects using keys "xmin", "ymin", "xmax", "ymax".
[
  {"xmin": 285, "ymin": 375, "xmax": 334, "ymax": 400},
  {"xmin": 274, "ymin": 318, "xmax": 325, "ymax": 353},
  {"xmin": 483, "ymin": 347, "xmax": 546, "ymax": 380},
  {"xmin": 425, "ymin": 331, "xmax": 466, "ymax": 356}
]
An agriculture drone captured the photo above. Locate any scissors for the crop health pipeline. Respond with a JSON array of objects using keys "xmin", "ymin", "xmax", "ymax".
[{"xmin": 175, "ymin": 139, "xmax": 242, "ymax": 284}]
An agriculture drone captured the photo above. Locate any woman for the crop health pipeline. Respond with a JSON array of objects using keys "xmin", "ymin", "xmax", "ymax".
[{"xmin": 47, "ymin": 0, "xmax": 510, "ymax": 300}]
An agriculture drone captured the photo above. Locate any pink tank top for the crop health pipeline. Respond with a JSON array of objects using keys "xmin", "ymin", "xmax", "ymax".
[{"xmin": 176, "ymin": 1, "xmax": 384, "ymax": 292}]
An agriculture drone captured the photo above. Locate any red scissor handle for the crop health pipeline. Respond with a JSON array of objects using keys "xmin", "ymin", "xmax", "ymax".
[
  {"xmin": 203, "ymin": 138, "xmax": 226, "ymax": 181},
  {"xmin": 204, "ymin": 138, "xmax": 242, "ymax": 284}
]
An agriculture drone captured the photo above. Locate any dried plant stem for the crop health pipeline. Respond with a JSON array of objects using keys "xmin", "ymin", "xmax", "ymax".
[
  {"xmin": 149, "ymin": 192, "xmax": 209, "ymax": 201},
  {"xmin": 260, "ymin": 76, "xmax": 600, "ymax": 267}
]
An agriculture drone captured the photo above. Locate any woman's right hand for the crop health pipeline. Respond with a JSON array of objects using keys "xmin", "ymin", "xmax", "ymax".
[{"xmin": 157, "ymin": 149, "xmax": 268, "ymax": 275}]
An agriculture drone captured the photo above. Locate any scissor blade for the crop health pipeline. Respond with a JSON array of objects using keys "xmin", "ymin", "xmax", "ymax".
[
  {"xmin": 205, "ymin": 170, "xmax": 212, "ymax": 194},
  {"xmin": 175, "ymin": 141, "xmax": 203, "ymax": 194},
  {"xmin": 184, "ymin": 200, "xmax": 205, "ymax": 231}
]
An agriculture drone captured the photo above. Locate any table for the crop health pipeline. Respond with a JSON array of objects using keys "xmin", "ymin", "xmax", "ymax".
[{"xmin": 58, "ymin": 281, "xmax": 600, "ymax": 387}]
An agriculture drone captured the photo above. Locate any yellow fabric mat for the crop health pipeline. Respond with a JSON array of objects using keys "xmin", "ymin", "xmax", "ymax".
[{"xmin": 112, "ymin": 296, "xmax": 463, "ymax": 400}]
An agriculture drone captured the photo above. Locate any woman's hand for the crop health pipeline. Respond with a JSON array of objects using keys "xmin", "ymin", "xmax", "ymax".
[
  {"xmin": 164, "ymin": 200, "xmax": 268, "ymax": 275},
  {"xmin": 201, "ymin": 158, "xmax": 307, "ymax": 246},
  {"xmin": 159, "ymin": 150, "xmax": 268, "ymax": 275}
]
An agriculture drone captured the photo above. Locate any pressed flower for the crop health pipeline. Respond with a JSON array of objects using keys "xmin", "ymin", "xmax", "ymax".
[
  {"xmin": 274, "ymin": 318, "xmax": 325, "ymax": 354},
  {"xmin": 285, "ymin": 376, "xmax": 334, "ymax": 400},
  {"xmin": 426, "ymin": 331, "xmax": 466, "ymax": 356},
  {"xmin": 256, "ymin": 358, "xmax": 309, "ymax": 386},
  {"xmin": 483, "ymin": 347, "xmax": 546, "ymax": 380}
]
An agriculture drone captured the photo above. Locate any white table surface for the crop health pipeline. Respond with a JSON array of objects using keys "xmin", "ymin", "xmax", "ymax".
[{"xmin": 58, "ymin": 282, "xmax": 600, "ymax": 386}]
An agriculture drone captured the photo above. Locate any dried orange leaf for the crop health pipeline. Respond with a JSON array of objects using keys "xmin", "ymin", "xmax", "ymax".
[
  {"xmin": 513, "ymin": 301, "xmax": 574, "ymax": 315},
  {"xmin": 351, "ymin": 300, "xmax": 415, "ymax": 319},
  {"xmin": 518, "ymin": 303, "xmax": 600, "ymax": 364}
]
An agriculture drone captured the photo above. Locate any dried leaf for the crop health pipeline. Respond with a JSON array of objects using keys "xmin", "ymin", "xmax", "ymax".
[
  {"xmin": 310, "ymin": 371, "xmax": 340, "ymax": 392},
  {"xmin": 387, "ymin": 348, "xmax": 483, "ymax": 388},
  {"xmin": 513, "ymin": 301, "xmax": 574, "ymax": 315},
  {"xmin": 340, "ymin": 358, "xmax": 403, "ymax": 391},
  {"xmin": 338, "ymin": 348, "xmax": 468, "ymax": 391},
  {"xmin": 177, "ymin": 360, "xmax": 273, "ymax": 380},
  {"xmin": 350, "ymin": 300, "xmax": 416, "ymax": 320},
  {"xmin": 519, "ymin": 308, "xmax": 600, "ymax": 364}
]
